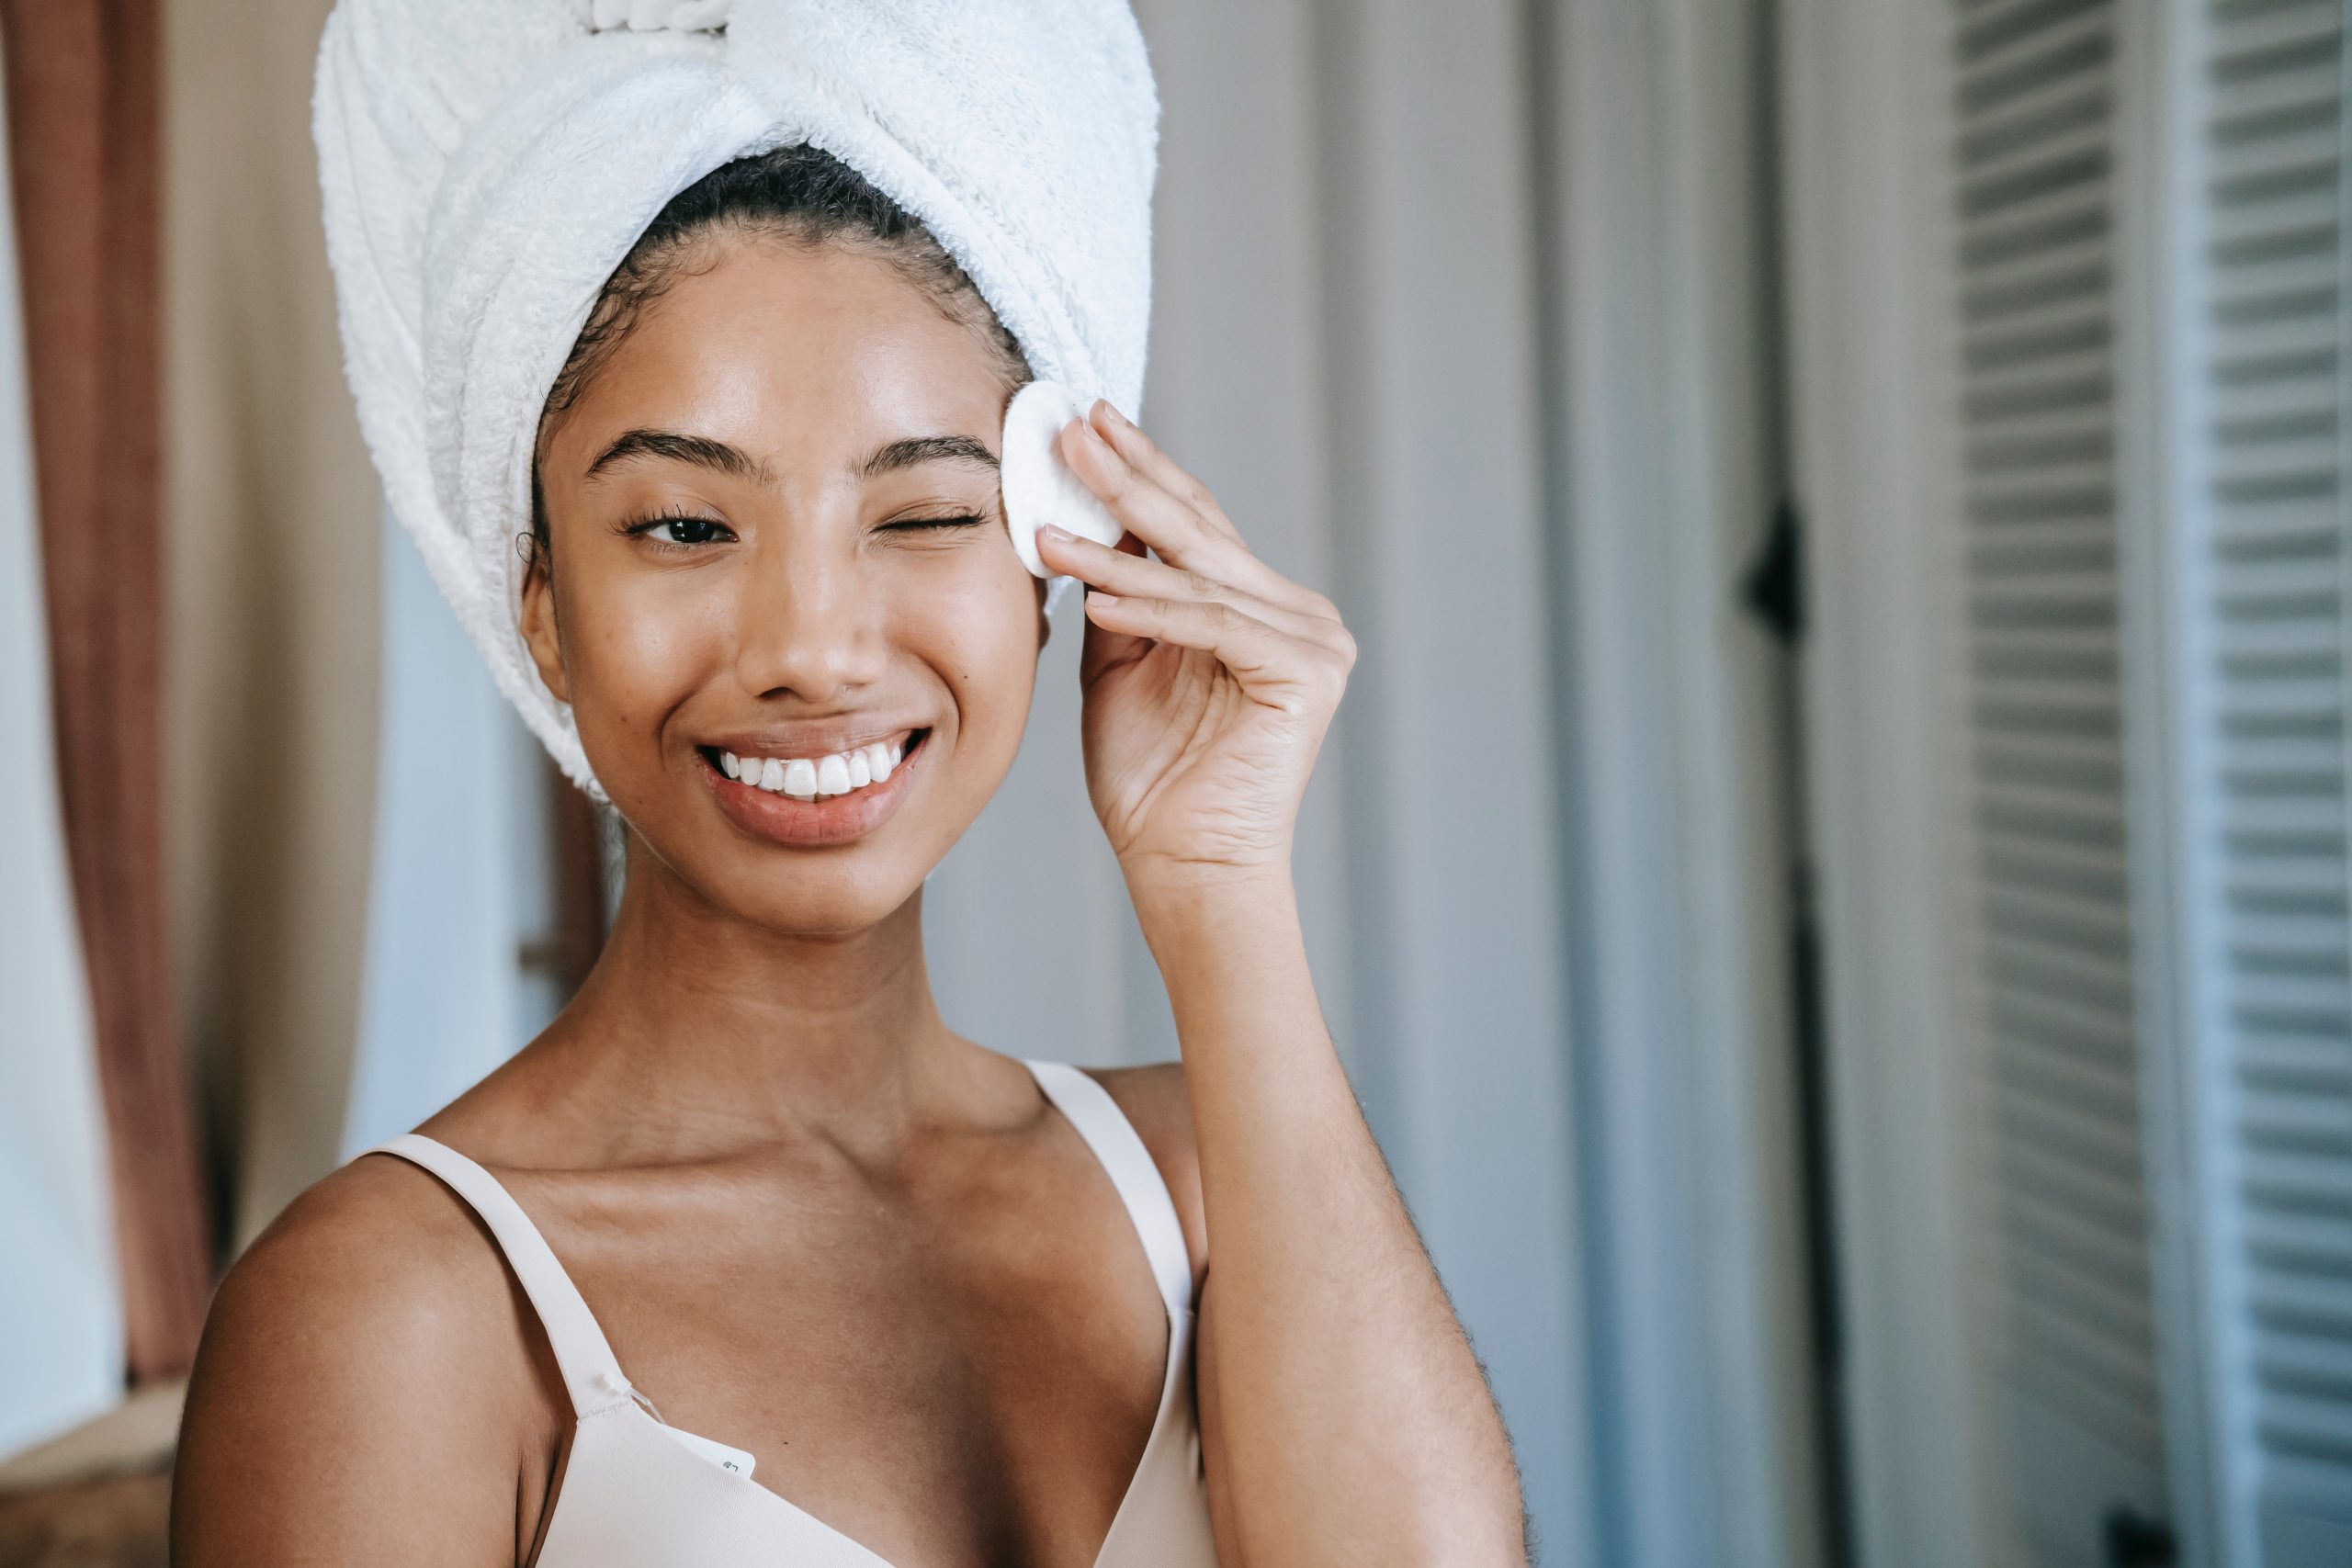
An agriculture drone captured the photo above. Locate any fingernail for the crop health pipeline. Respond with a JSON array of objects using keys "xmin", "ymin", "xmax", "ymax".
[
  {"xmin": 1088, "ymin": 592, "xmax": 1120, "ymax": 607},
  {"xmin": 1099, "ymin": 400, "xmax": 1132, "ymax": 428},
  {"xmin": 1040, "ymin": 523, "xmax": 1074, "ymax": 544}
]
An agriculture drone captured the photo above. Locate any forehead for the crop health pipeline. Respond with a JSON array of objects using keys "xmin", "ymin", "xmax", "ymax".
[{"xmin": 550, "ymin": 233, "xmax": 1013, "ymax": 475}]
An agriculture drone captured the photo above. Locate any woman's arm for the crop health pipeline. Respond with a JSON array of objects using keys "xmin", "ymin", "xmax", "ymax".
[
  {"xmin": 1036, "ymin": 402, "xmax": 1527, "ymax": 1567},
  {"xmin": 1145, "ymin": 874, "xmax": 1526, "ymax": 1567}
]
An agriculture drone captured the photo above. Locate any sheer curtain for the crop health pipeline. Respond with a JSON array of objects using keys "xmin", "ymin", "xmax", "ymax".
[
  {"xmin": 1, "ymin": 0, "xmax": 209, "ymax": 1437},
  {"xmin": 0, "ymin": 23, "xmax": 121, "ymax": 1459},
  {"xmin": 339, "ymin": 499, "xmax": 552, "ymax": 1159}
]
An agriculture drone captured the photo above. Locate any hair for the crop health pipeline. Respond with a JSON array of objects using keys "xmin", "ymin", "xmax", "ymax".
[{"xmin": 523, "ymin": 143, "xmax": 1031, "ymax": 570}]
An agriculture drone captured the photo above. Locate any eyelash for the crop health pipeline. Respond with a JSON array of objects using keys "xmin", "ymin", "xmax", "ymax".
[
  {"xmin": 622, "ymin": 506, "xmax": 732, "ymax": 548},
  {"xmin": 882, "ymin": 513, "xmax": 987, "ymax": 533}
]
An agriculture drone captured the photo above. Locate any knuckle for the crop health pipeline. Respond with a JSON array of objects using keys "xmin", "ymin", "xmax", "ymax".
[{"xmin": 1179, "ymin": 568, "xmax": 1221, "ymax": 601}]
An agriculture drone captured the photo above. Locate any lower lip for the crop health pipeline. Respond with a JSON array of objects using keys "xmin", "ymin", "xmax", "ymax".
[{"xmin": 700, "ymin": 736, "xmax": 924, "ymax": 849}]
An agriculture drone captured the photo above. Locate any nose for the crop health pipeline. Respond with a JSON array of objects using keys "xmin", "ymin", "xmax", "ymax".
[{"xmin": 730, "ymin": 513, "xmax": 888, "ymax": 705}]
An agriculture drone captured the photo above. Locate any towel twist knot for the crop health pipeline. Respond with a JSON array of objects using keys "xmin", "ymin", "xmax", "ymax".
[{"xmin": 573, "ymin": 0, "xmax": 729, "ymax": 31}]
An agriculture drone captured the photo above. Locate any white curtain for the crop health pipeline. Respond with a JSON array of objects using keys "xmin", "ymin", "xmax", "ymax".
[
  {"xmin": 0, "ymin": 28, "xmax": 125, "ymax": 1458},
  {"xmin": 340, "ymin": 502, "xmax": 542, "ymax": 1157}
]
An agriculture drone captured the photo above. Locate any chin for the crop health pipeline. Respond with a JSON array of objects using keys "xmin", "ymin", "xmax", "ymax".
[
  {"xmin": 613, "ymin": 808, "xmax": 934, "ymax": 935},
  {"xmin": 719, "ymin": 856, "xmax": 930, "ymax": 936}
]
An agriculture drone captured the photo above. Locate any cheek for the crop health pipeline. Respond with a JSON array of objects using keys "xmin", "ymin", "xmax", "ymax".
[
  {"xmin": 560, "ymin": 569, "xmax": 724, "ymax": 738},
  {"xmin": 896, "ymin": 553, "xmax": 1043, "ymax": 752}
]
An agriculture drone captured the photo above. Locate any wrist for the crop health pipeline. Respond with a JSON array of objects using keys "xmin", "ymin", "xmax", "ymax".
[
  {"xmin": 1127, "ymin": 866, "xmax": 1328, "ymax": 1066},
  {"xmin": 1122, "ymin": 855, "xmax": 1297, "ymax": 929},
  {"xmin": 1125, "ymin": 860, "xmax": 1304, "ymax": 982}
]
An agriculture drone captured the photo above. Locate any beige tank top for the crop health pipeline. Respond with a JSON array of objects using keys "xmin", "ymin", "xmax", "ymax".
[{"xmin": 364, "ymin": 1057, "xmax": 1217, "ymax": 1567}]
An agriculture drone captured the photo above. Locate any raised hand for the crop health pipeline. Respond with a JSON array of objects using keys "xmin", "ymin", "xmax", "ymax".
[{"xmin": 1033, "ymin": 400, "xmax": 1354, "ymax": 892}]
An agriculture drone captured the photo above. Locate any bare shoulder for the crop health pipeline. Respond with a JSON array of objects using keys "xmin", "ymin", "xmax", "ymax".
[
  {"xmin": 171, "ymin": 1153, "xmax": 543, "ymax": 1567},
  {"xmin": 1084, "ymin": 1060, "xmax": 1206, "ymax": 1285}
]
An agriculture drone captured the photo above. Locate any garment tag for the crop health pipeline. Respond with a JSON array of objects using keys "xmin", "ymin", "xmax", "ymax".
[{"xmin": 664, "ymin": 1424, "xmax": 757, "ymax": 1481}]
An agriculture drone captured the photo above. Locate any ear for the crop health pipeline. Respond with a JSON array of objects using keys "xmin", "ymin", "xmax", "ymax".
[{"xmin": 517, "ymin": 534, "xmax": 571, "ymax": 704}]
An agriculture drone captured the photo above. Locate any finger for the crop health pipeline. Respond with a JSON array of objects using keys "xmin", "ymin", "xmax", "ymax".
[
  {"xmin": 1073, "ymin": 588, "xmax": 1150, "ymax": 690},
  {"xmin": 1069, "ymin": 526, "xmax": 1157, "ymax": 689},
  {"xmin": 1081, "ymin": 592, "xmax": 1351, "ymax": 706},
  {"xmin": 1079, "ymin": 404, "xmax": 1346, "ymax": 623},
  {"xmin": 1086, "ymin": 401, "xmax": 1246, "ymax": 547},
  {"xmin": 1037, "ymin": 521, "xmax": 1351, "ymax": 653},
  {"xmin": 1057, "ymin": 415, "xmax": 1291, "ymax": 601}
]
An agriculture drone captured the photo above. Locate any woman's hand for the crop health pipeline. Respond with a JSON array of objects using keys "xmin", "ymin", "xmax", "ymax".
[{"xmin": 1033, "ymin": 400, "xmax": 1354, "ymax": 894}]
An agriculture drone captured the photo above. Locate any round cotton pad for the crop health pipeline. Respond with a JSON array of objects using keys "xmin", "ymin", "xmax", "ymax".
[{"xmin": 1001, "ymin": 379, "xmax": 1125, "ymax": 578}]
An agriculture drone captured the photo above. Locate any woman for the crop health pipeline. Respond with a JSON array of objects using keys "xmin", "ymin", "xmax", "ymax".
[{"xmin": 173, "ymin": 8, "xmax": 1526, "ymax": 1567}]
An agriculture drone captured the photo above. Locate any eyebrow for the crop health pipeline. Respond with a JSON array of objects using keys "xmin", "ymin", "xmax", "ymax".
[
  {"xmin": 860, "ymin": 434, "xmax": 999, "ymax": 479},
  {"xmin": 583, "ymin": 428, "xmax": 999, "ymax": 486},
  {"xmin": 585, "ymin": 429, "xmax": 775, "ymax": 485}
]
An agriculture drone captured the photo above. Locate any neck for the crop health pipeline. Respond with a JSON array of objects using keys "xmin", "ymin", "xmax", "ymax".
[{"xmin": 515, "ymin": 828, "xmax": 969, "ymax": 1157}]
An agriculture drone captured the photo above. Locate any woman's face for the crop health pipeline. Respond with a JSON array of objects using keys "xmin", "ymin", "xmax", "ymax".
[{"xmin": 522, "ymin": 231, "xmax": 1045, "ymax": 933}]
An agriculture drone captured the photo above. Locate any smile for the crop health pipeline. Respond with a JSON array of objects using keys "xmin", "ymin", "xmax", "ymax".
[
  {"xmin": 695, "ymin": 729, "xmax": 930, "ymax": 850},
  {"xmin": 715, "ymin": 734, "xmax": 909, "ymax": 801}
]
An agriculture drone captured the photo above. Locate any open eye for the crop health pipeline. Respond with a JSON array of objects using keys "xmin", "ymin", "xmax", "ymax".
[{"xmin": 625, "ymin": 508, "xmax": 734, "ymax": 547}]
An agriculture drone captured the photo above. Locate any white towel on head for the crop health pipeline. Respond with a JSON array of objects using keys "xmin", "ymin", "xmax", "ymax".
[{"xmin": 312, "ymin": 0, "xmax": 1159, "ymax": 802}]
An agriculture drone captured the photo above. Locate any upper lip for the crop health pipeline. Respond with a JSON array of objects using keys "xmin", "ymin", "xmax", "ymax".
[{"xmin": 697, "ymin": 723, "xmax": 923, "ymax": 760}]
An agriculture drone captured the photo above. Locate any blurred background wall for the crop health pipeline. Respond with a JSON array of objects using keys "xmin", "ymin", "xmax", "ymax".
[
  {"xmin": 162, "ymin": 0, "xmax": 379, "ymax": 1263},
  {"xmin": 7, "ymin": 2, "xmax": 2352, "ymax": 1568}
]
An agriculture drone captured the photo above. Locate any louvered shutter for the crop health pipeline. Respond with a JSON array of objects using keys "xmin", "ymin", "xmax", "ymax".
[
  {"xmin": 1945, "ymin": 0, "xmax": 2179, "ymax": 1558},
  {"xmin": 2183, "ymin": 0, "xmax": 2352, "ymax": 1559}
]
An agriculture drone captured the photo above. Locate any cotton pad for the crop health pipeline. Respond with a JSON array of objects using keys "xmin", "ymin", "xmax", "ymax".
[{"xmin": 1001, "ymin": 379, "xmax": 1126, "ymax": 578}]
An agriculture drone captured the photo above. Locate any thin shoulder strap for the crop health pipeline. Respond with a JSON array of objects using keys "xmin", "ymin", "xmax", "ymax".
[
  {"xmin": 366, "ymin": 1134, "xmax": 637, "ymax": 1419},
  {"xmin": 1023, "ymin": 1059, "xmax": 1194, "ymax": 1319}
]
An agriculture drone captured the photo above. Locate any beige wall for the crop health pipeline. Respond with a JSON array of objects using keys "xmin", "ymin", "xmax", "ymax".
[{"xmin": 164, "ymin": 0, "xmax": 379, "ymax": 1251}]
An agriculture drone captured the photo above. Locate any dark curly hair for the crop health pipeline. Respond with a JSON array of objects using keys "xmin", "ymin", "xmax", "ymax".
[{"xmin": 524, "ymin": 143, "xmax": 1031, "ymax": 570}]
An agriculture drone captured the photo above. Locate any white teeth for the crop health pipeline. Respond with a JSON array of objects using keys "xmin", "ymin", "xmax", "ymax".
[{"xmin": 722, "ymin": 738, "xmax": 911, "ymax": 798}]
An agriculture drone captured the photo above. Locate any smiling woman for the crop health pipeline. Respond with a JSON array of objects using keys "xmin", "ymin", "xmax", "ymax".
[{"xmin": 169, "ymin": 6, "xmax": 1530, "ymax": 1566}]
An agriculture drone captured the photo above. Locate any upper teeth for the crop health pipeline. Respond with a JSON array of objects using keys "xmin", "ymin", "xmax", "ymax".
[{"xmin": 720, "ymin": 739, "xmax": 904, "ymax": 800}]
